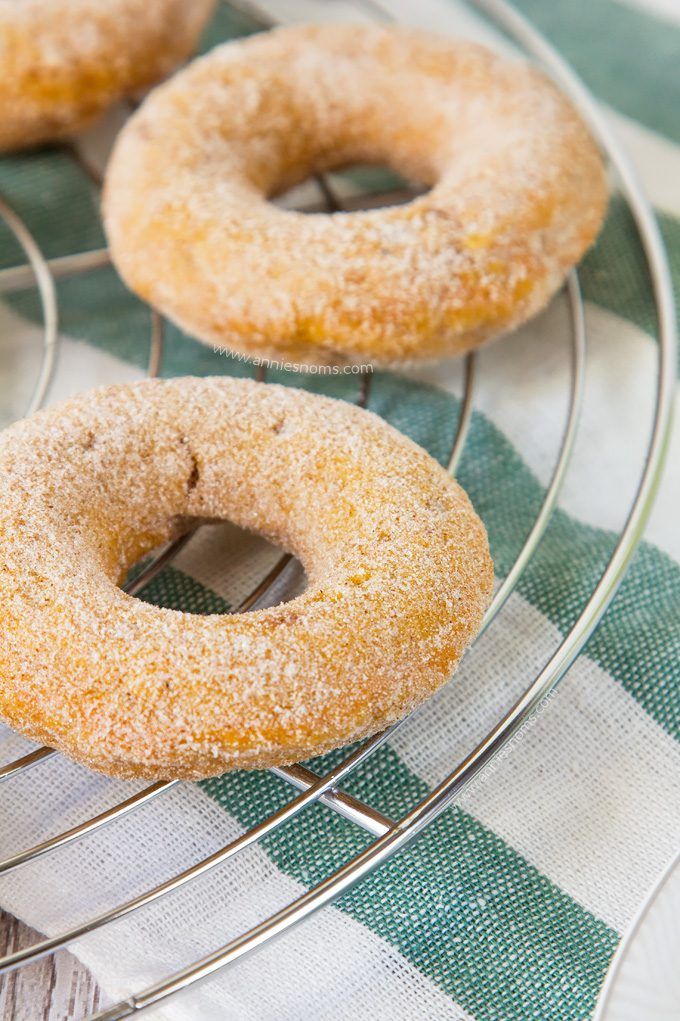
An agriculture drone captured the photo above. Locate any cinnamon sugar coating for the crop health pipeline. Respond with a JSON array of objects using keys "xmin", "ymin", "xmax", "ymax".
[
  {"xmin": 0, "ymin": 378, "xmax": 493, "ymax": 779},
  {"xmin": 0, "ymin": 0, "xmax": 215, "ymax": 151},
  {"xmin": 104, "ymin": 23, "xmax": 608, "ymax": 366}
]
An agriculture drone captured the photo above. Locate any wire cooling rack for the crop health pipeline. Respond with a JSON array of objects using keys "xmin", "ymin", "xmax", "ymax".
[{"xmin": 0, "ymin": 0, "xmax": 676, "ymax": 1016}]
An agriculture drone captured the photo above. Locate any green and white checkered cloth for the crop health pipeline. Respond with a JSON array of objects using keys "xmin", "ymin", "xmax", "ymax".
[{"xmin": 0, "ymin": 0, "xmax": 679, "ymax": 1018}]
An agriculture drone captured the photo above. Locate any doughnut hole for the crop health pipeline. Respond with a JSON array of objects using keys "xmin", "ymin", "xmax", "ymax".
[
  {"xmin": 124, "ymin": 521, "xmax": 307, "ymax": 615},
  {"xmin": 275, "ymin": 164, "xmax": 426, "ymax": 213}
]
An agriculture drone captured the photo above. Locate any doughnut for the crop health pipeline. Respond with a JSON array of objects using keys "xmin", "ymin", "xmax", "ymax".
[
  {"xmin": 103, "ymin": 23, "xmax": 608, "ymax": 366},
  {"xmin": 0, "ymin": 377, "xmax": 493, "ymax": 780},
  {"xmin": 0, "ymin": 0, "xmax": 216, "ymax": 152}
]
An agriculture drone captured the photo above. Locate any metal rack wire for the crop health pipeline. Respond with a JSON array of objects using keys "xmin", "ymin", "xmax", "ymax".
[{"xmin": 0, "ymin": 0, "xmax": 675, "ymax": 1017}]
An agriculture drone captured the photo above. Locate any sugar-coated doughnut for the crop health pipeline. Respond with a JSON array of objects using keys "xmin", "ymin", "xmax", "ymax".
[
  {"xmin": 0, "ymin": 0, "xmax": 216, "ymax": 151},
  {"xmin": 104, "ymin": 24, "xmax": 607, "ymax": 366},
  {"xmin": 0, "ymin": 378, "xmax": 493, "ymax": 780}
]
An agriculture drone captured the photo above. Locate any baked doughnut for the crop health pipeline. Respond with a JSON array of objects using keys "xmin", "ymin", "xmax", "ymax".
[
  {"xmin": 0, "ymin": 377, "xmax": 493, "ymax": 780},
  {"xmin": 0, "ymin": 0, "xmax": 216, "ymax": 151},
  {"xmin": 104, "ymin": 24, "xmax": 607, "ymax": 366}
]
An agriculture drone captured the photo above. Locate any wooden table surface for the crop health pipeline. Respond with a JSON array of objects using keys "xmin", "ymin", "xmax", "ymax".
[{"xmin": 0, "ymin": 909, "xmax": 102, "ymax": 1020}]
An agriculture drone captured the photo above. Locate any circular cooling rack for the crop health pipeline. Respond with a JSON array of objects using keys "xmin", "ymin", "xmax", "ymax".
[{"xmin": 0, "ymin": 0, "xmax": 676, "ymax": 1017}]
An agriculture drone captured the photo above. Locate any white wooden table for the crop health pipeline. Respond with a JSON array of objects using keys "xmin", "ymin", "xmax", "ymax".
[{"xmin": 0, "ymin": 909, "xmax": 101, "ymax": 1020}]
